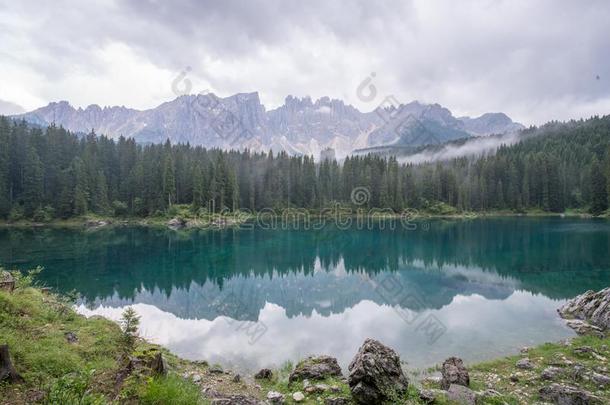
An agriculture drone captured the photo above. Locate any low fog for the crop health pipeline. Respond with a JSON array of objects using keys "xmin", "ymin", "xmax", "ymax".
[{"xmin": 399, "ymin": 131, "xmax": 523, "ymax": 165}]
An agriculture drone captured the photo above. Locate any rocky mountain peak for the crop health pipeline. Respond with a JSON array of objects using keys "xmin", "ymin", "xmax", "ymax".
[{"xmin": 13, "ymin": 94, "xmax": 524, "ymax": 158}]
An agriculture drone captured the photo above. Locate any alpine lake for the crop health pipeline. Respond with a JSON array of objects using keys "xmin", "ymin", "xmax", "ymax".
[{"xmin": 2, "ymin": 217, "xmax": 609, "ymax": 373}]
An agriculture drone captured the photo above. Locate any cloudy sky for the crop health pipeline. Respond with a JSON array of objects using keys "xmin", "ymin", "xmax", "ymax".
[{"xmin": 1, "ymin": 0, "xmax": 609, "ymax": 125}]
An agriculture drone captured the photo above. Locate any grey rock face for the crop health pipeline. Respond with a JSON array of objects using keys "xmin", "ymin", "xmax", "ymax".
[
  {"xmin": 440, "ymin": 357, "xmax": 470, "ymax": 389},
  {"xmin": 541, "ymin": 366, "xmax": 562, "ymax": 380},
  {"xmin": 516, "ymin": 358, "xmax": 534, "ymax": 370},
  {"xmin": 458, "ymin": 113, "xmax": 524, "ymax": 136},
  {"xmin": 348, "ymin": 338, "xmax": 409, "ymax": 404},
  {"xmin": 210, "ymin": 396, "xmax": 262, "ymax": 405},
  {"xmin": 559, "ymin": 288, "xmax": 610, "ymax": 335},
  {"xmin": 266, "ymin": 391, "xmax": 284, "ymax": 404},
  {"xmin": 539, "ymin": 383, "xmax": 601, "ymax": 404},
  {"xmin": 289, "ymin": 355, "xmax": 342, "ymax": 383},
  {"xmin": 324, "ymin": 398, "xmax": 350, "ymax": 405},
  {"xmin": 0, "ymin": 271, "xmax": 15, "ymax": 293},
  {"xmin": 254, "ymin": 368, "xmax": 273, "ymax": 380},
  {"xmin": 446, "ymin": 384, "xmax": 476, "ymax": 405},
  {"xmin": 64, "ymin": 332, "xmax": 78, "ymax": 343},
  {"xmin": 591, "ymin": 372, "xmax": 610, "ymax": 386},
  {"xmin": 565, "ymin": 320, "xmax": 605, "ymax": 338},
  {"xmin": 167, "ymin": 217, "xmax": 186, "ymax": 230},
  {"xmin": 419, "ymin": 388, "xmax": 448, "ymax": 404},
  {"xmin": 16, "ymin": 95, "xmax": 522, "ymax": 157}
]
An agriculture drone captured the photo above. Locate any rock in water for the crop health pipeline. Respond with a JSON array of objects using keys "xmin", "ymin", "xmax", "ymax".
[
  {"xmin": 289, "ymin": 355, "xmax": 342, "ymax": 383},
  {"xmin": 539, "ymin": 383, "xmax": 601, "ymax": 404},
  {"xmin": 559, "ymin": 288, "xmax": 610, "ymax": 334},
  {"xmin": 440, "ymin": 357, "xmax": 469, "ymax": 389},
  {"xmin": 348, "ymin": 339, "xmax": 409, "ymax": 404},
  {"xmin": 167, "ymin": 217, "xmax": 186, "ymax": 230},
  {"xmin": 85, "ymin": 219, "xmax": 109, "ymax": 228}
]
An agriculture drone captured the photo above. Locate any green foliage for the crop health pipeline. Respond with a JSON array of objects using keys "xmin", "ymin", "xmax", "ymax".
[
  {"xmin": 2, "ymin": 115, "xmax": 610, "ymax": 220},
  {"xmin": 425, "ymin": 201, "xmax": 458, "ymax": 215},
  {"xmin": 8, "ymin": 205, "xmax": 24, "ymax": 222},
  {"xmin": 590, "ymin": 157, "xmax": 608, "ymax": 214},
  {"xmin": 8, "ymin": 266, "xmax": 43, "ymax": 289},
  {"xmin": 166, "ymin": 204, "xmax": 180, "ymax": 217},
  {"xmin": 0, "ymin": 284, "xmax": 124, "ymax": 403},
  {"xmin": 44, "ymin": 370, "xmax": 106, "ymax": 405},
  {"xmin": 112, "ymin": 200, "xmax": 129, "ymax": 216},
  {"xmin": 138, "ymin": 374, "xmax": 203, "ymax": 405},
  {"xmin": 120, "ymin": 306, "xmax": 141, "ymax": 351},
  {"xmin": 33, "ymin": 205, "xmax": 55, "ymax": 222}
]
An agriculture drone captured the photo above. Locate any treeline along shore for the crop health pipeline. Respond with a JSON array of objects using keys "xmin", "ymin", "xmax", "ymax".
[{"xmin": 1, "ymin": 115, "xmax": 610, "ymax": 224}]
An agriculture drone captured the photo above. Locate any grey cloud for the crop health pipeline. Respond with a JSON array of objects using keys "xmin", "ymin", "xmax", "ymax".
[
  {"xmin": 1, "ymin": 0, "xmax": 609, "ymax": 124},
  {"xmin": 0, "ymin": 99, "xmax": 25, "ymax": 115}
]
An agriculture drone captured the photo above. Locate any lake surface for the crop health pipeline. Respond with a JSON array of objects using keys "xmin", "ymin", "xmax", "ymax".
[{"xmin": 2, "ymin": 218, "xmax": 610, "ymax": 372}]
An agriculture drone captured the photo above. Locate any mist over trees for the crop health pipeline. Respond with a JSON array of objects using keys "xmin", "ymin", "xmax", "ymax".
[{"xmin": 1, "ymin": 115, "xmax": 609, "ymax": 220}]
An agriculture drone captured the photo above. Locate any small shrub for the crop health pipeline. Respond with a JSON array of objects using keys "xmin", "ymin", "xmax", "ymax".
[
  {"xmin": 139, "ymin": 375, "xmax": 202, "ymax": 405},
  {"xmin": 120, "ymin": 307, "xmax": 140, "ymax": 351}
]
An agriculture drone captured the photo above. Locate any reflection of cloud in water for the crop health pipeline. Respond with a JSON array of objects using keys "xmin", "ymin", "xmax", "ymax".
[
  {"xmin": 76, "ymin": 290, "xmax": 573, "ymax": 373},
  {"xmin": 80, "ymin": 260, "xmax": 519, "ymax": 322}
]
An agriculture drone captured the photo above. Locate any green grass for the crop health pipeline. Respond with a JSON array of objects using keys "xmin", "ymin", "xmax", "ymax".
[
  {"xmin": 466, "ymin": 334, "xmax": 610, "ymax": 404},
  {"xmin": 0, "ymin": 270, "xmax": 211, "ymax": 404},
  {"xmin": 138, "ymin": 375, "xmax": 205, "ymax": 405},
  {"xmin": 0, "ymin": 287, "xmax": 121, "ymax": 386}
]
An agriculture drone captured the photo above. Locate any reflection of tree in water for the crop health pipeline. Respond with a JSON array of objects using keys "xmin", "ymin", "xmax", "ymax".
[{"xmin": 0, "ymin": 218, "xmax": 609, "ymax": 318}]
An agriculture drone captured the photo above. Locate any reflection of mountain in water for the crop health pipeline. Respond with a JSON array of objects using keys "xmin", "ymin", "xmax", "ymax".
[
  {"xmin": 83, "ymin": 260, "xmax": 516, "ymax": 321},
  {"xmin": 1, "ymin": 218, "xmax": 610, "ymax": 319}
]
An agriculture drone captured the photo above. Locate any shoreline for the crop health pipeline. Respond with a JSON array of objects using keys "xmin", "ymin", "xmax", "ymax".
[
  {"xmin": 0, "ymin": 208, "xmax": 602, "ymax": 230},
  {"xmin": 2, "ymin": 282, "xmax": 610, "ymax": 404}
]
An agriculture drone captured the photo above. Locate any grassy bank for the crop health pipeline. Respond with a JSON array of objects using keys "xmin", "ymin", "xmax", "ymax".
[
  {"xmin": 0, "ymin": 272, "xmax": 215, "ymax": 404},
  {"xmin": 0, "ymin": 204, "xmax": 604, "ymax": 229},
  {"xmin": 2, "ymin": 276, "xmax": 610, "ymax": 404}
]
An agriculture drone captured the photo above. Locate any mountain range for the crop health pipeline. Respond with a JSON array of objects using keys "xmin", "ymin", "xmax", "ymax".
[{"xmin": 14, "ymin": 93, "xmax": 524, "ymax": 158}]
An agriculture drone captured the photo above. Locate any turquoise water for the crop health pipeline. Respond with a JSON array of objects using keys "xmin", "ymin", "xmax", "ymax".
[{"xmin": 1, "ymin": 218, "xmax": 610, "ymax": 371}]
